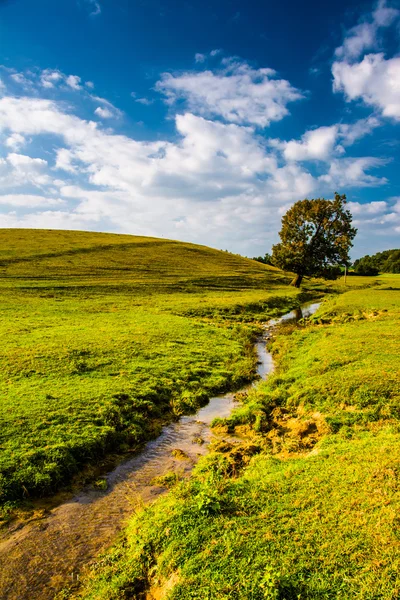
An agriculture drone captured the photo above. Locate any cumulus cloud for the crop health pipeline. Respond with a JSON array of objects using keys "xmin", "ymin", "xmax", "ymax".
[
  {"xmin": 277, "ymin": 117, "xmax": 381, "ymax": 162},
  {"xmin": 339, "ymin": 115, "xmax": 381, "ymax": 145},
  {"xmin": 0, "ymin": 95, "xmax": 318, "ymax": 251},
  {"xmin": 333, "ymin": 1, "xmax": 400, "ymax": 120},
  {"xmin": 319, "ymin": 157, "xmax": 388, "ymax": 187},
  {"xmin": 347, "ymin": 198, "xmax": 400, "ymax": 253},
  {"xmin": 40, "ymin": 69, "xmax": 63, "ymax": 88},
  {"xmin": 194, "ymin": 49, "xmax": 221, "ymax": 63},
  {"xmin": 91, "ymin": 95, "xmax": 122, "ymax": 116},
  {"xmin": 66, "ymin": 75, "xmax": 82, "ymax": 90},
  {"xmin": 348, "ymin": 200, "xmax": 388, "ymax": 215},
  {"xmin": 156, "ymin": 58, "xmax": 304, "ymax": 127},
  {"xmin": 5, "ymin": 133, "xmax": 26, "ymax": 151},
  {"xmin": 0, "ymin": 194, "xmax": 65, "ymax": 207},
  {"xmin": 282, "ymin": 126, "xmax": 339, "ymax": 162},
  {"xmin": 0, "ymin": 65, "xmax": 395, "ymax": 255},
  {"xmin": 4, "ymin": 67, "xmax": 91, "ymax": 96},
  {"xmin": 94, "ymin": 106, "xmax": 113, "ymax": 119},
  {"xmin": 0, "ymin": 209, "xmax": 98, "ymax": 230},
  {"xmin": 0, "ymin": 151, "xmax": 51, "ymax": 189},
  {"xmin": 333, "ymin": 54, "xmax": 400, "ymax": 120},
  {"xmin": 335, "ymin": 0, "xmax": 399, "ymax": 61},
  {"xmin": 10, "ymin": 72, "xmax": 33, "ymax": 89}
]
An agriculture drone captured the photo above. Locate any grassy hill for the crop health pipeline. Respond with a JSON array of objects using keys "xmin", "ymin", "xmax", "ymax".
[
  {"xmin": 0, "ymin": 229, "xmax": 287, "ymax": 288},
  {"xmin": 0, "ymin": 229, "xmax": 308, "ymax": 516}
]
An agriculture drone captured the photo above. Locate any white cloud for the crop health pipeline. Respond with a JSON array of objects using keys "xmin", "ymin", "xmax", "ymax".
[
  {"xmin": 335, "ymin": 0, "xmax": 399, "ymax": 61},
  {"xmin": 0, "ymin": 209, "xmax": 98, "ymax": 230},
  {"xmin": 319, "ymin": 157, "xmax": 387, "ymax": 187},
  {"xmin": 3, "ymin": 67, "xmax": 95, "ymax": 97},
  {"xmin": 134, "ymin": 97, "xmax": 154, "ymax": 106},
  {"xmin": 333, "ymin": 2, "xmax": 400, "ymax": 120},
  {"xmin": 5, "ymin": 132, "xmax": 26, "ymax": 151},
  {"xmin": 10, "ymin": 73, "xmax": 33, "ymax": 89},
  {"xmin": 194, "ymin": 49, "xmax": 221, "ymax": 63},
  {"xmin": 0, "ymin": 89, "xmax": 393, "ymax": 256},
  {"xmin": 156, "ymin": 58, "xmax": 304, "ymax": 127},
  {"xmin": 278, "ymin": 117, "xmax": 381, "ymax": 162},
  {"xmin": 338, "ymin": 115, "xmax": 381, "ymax": 145},
  {"xmin": 283, "ymin": 126, "xmax": 339, "ymax": 161},
  {"xmin": 333, "ymin": 53, "xmax": 400, "ymax": 120},
  {"xmin": 90, "ymin": 94, "xmax": 122, "ymax": 116},
  {"xmin": 0, "ymin": 152, "xmax": 51, "ymax": 189},
  {"xmin": 348, "ymin": 200, "xmax": 387, "ymax": 215},
  {"xmin": 94, "ymin": 106, "xmax": 113, "ymax": 119},
  {"xmin": 7, "ymin": 153, "xmax": 47, "ymax": 169},
  {"xmin": 335, "ymin": 22, "xmax": 378, "ymax": 62},
  {"xmin": 0, "ymin": 194, "xmax": 65, "ymax": 207},
  {"xmin": 55, "ymin": 148, "xmax": 79, "ymax": 173},
  {"xmin": 0, "ymin": 95, "xmax": 315, "ymax": 250},
  {"xmin": 347, "ymin": 198, "xmax": 400, "ymax": 252},
  {"xmin": 373, "ymin": 0, "xmax": 400, "ymax": 26},
  {"xmin": 66, "ymin": 75, "xmax": 82, "ymax": 90},
  {"xmin": 40, "ymin": 69, "xmax": 63, "ymax": 88}
]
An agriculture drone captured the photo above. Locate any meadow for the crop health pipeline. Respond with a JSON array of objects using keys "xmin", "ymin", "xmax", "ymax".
[
  {"xmin": 69, "ymin": 277, "xmax": 400, "ymax": 599},
  {"xmin": 0, "ymin": 229, "xmax": 311, "ymax": 516}
]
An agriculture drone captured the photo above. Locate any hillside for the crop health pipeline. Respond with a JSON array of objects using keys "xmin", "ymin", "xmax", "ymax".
[
  {"xmin": 0, "ymin": 229, "xmax": 286, "ymax": 290},
  {"xmin": 0, "ymin": 229, "xmax": 307, "ymax": 516}
]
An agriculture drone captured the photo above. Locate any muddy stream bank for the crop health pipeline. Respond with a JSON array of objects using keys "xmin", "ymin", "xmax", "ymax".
[{"xmin": 0, "ymin": 302, "xmax": 320, "ymax": 600}]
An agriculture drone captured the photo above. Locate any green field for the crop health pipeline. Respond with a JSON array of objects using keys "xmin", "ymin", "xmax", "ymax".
[
  {"xmin": 0, "ymin": 229, "xmax": 311, "ymax": 516},
  {"xmin": 71, "ymin": 278, "xmax": 400, "ymax": 599}
]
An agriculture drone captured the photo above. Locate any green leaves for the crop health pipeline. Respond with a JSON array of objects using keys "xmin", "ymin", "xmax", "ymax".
[{"xmin": 272, "ymin": 193, "xmax": 357, "ymax": 285}]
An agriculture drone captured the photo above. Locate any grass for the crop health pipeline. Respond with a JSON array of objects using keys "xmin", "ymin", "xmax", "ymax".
[
  {"xmin": 68, "ymin": 276, "xmax": 400, "ymax": 600},
  {"xmin": 0, "ymin": 229, "xmax": 311, "ymax": 515}
]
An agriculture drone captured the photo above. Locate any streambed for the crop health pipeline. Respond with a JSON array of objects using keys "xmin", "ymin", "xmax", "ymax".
[{"xmin": 0, "ymin": 301, "xmax": 320, "ymax": 600}]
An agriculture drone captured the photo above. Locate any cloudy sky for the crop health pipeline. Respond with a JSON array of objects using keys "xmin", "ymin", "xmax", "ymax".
[{"xmin": 0, "ymin": 0, "xmax": 399, "ymax": 258}]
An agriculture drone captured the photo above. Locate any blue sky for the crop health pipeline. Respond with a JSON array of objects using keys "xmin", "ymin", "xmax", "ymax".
[{"xmin": 0, "ymin": 0, "xmax": 399, "ymax": 258}]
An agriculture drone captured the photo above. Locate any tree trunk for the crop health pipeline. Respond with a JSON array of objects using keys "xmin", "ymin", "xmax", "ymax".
[{"xmin": 290, "ymin": 273, "xmax": 303, "ymax": 288}]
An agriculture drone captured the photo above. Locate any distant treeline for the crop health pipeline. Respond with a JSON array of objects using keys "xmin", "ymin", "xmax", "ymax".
[
  {"xmin": 352, "ymin": 249, "xmax": 400, "ymax": 275},
  {"xmin": 252, "ymin": 253, "xmax": 273, "ymax": 265},
  {"xmin": 252, "ymin": 249, "xmax": 400, "ymax": 277}
]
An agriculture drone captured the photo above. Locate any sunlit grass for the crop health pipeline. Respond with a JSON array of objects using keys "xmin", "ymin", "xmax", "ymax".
[
  {"xmin": 70, "ymin": 280, "xmax": 400, "ymax": 600},
  {"xmin": 0, "ymin": 229, "xmax": 307, "ymax": 511}
]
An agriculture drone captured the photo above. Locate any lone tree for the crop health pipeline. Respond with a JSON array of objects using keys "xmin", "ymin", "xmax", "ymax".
[{"xmin": 272, "ymin": 193, "xmax": 357, "ymax": 287}]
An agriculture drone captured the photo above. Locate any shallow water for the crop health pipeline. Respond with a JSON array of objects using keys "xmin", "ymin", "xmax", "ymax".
[{"xmin": 0, "ymin": 301, "xmax": 320, "ymax": 600}]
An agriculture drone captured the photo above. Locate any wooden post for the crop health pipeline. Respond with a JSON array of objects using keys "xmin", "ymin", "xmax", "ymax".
[{"xmin": 344, "ymin": 264, "xmax": 347, "ymax": 286}]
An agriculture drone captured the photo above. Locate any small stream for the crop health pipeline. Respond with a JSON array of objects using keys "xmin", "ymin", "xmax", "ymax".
[{"xmin": 0, "ymin": 301, "xmax": 320, "ymax": 600}]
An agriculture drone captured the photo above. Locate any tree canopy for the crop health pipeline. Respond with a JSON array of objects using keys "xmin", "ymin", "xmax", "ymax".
[
  {"xmin": 353, "ymin": 249, "xmax": 400, "ymax": 275},
  {"xmin": 272, "ymin": 193, "xmax": 357, "ymax": 287},
  {"xmin": 252, "ymin": 253, "xmax": 273, "ymax": 265}
]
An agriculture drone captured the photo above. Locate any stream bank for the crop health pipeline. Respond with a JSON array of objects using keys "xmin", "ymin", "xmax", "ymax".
[{"xmin": 0, "ymin": 301, "xmax": 320, "ymax": 600}]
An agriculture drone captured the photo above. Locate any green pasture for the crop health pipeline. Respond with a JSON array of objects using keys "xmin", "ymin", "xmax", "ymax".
[
  {"xmin": 71, "ymin": 278, "xmax": 400, "ymax": 599},
  {"xmin": 0, "ymin": 229, "xmax": 306, "ymax": 512}
]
